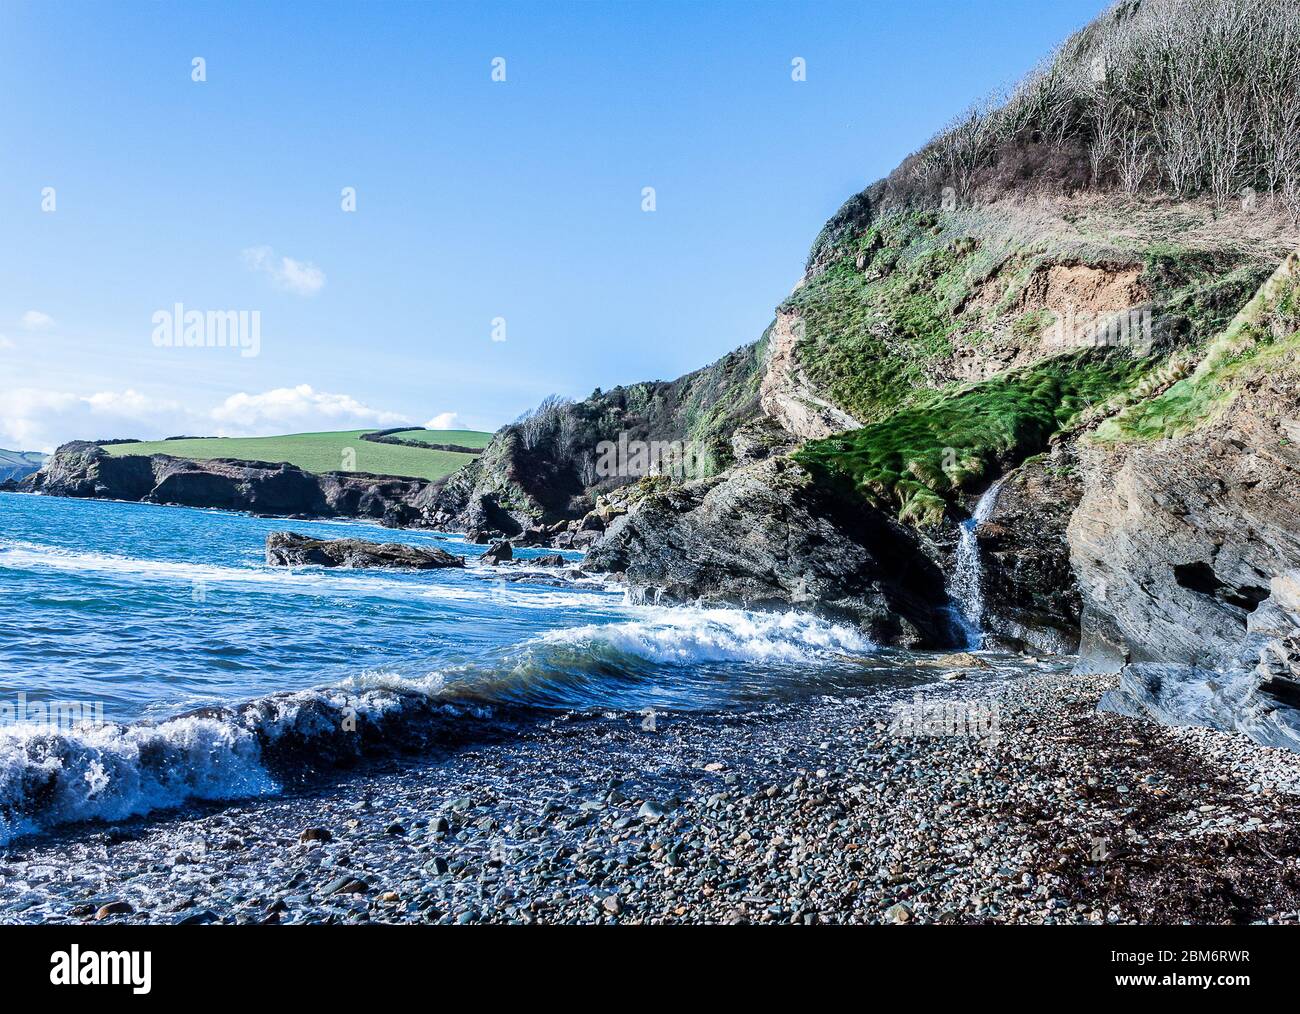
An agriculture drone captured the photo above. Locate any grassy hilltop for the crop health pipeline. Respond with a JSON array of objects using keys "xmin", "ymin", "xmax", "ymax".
[{"xmin": 104, "ymin": 428, "xmax": 492, "ymax": 483}]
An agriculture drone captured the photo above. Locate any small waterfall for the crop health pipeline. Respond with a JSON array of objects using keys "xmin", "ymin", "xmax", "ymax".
[{"xmin": 949, "ymin": 479, "xmax": 1004, "ymax": 649}]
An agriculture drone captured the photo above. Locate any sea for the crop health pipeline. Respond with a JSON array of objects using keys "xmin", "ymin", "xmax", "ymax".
[{"xmin": 0, "ymin": 491, "xmax": 1020, "ymax": 845}]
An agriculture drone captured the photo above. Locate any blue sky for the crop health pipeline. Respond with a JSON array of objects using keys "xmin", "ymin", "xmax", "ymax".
[{"xmin": 0, "ymin": 0, "xmax": 1107, "ymax": 451}]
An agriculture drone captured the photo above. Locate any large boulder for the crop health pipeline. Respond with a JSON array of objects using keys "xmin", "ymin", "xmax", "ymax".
[
  {"xmin": 1069, "ymin": 367, "xmax": 1300, "ymax": 673},
  {"xmin": 975, "ymin": 447, "xmax": 1084, "ymax": 654},
  {"xmin": 582, "ymin": 457, "xmax": 953, "ymax": 647},
  {"xmin": 265, "ymin": 532, "xmax": 463, "ymax": 569},
  {"xmin": 482, "ymin": 541, "xmax": 513, "ymax": 565}
]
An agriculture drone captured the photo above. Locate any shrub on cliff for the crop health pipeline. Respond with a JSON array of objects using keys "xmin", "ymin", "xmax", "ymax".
[{"xmin": 881, "ymin": 0, "xmax": 1300, "ymax": 220}]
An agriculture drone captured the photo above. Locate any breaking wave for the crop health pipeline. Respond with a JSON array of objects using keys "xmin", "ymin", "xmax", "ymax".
[
  {"xmin": 0, "ymin": 606, "xmax": 881, "ymax": 844},
  {"xmin": 0, "ymin": 677, "xmax": 511, "ymax": 846},
  {"xmin": 540, "ymin": 607, "xmax": 874, "ymax": 664},
  {"xmin": 0, "ymin": 496, "xmax": 899, "ymax": 845}
]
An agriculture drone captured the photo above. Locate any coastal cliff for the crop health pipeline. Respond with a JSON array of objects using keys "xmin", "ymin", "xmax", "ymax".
[{"xmin": 20, "ymin": 441, "xmax": 440, "ymax": 528}]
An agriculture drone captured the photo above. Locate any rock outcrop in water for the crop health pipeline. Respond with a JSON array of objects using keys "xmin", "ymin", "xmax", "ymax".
[
  {"xmin": 583, "ymin": 457, "xmax": 953, "ymax": 646},
  {"xmin": 265, "ymin": 532, "xmax": 464, "ymax": 569},
  {"xmin": 22, "ymin": 442, "xmax": 439, "ymax": 528}
]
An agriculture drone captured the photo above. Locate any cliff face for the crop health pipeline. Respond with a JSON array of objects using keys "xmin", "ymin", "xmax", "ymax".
[
  {"xmin": 21, "ymin": 443, "xmax": 438, "ymax": 527},
  {"xmin": 1073, "ymin": 252, "xmax": 1300, "ymax": 668},
  {"xmin": 1067, "ymin": 253, "xmax": 1300, "ymax": 746},
  {"xmin": 975, "ymin": 447, "xmax": 1085, "ymax": 655},
  {"xmin": 419, "ymin": 341, "xmax": 769, "ymax": 539},
  {"xmin": 583, "ymin": 457, "xmax": 954, "ymax": 646},
  {"xmin": 567, "ymin": 0, "xmax": 1300, "ymax": 749}
]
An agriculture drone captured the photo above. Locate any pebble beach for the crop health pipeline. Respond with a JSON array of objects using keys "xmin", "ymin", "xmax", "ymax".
[{"xmin": 5, "ymin": 667, "xmax": 1300, "ymax": 926}]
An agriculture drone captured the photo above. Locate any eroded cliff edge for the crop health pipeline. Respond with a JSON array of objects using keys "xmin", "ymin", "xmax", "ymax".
[{"xmin": 1072, "ymin": 253, "xmax": 1300, "ymax": 748}]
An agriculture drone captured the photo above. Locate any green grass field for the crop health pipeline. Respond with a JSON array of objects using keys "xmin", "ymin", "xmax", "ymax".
[
  {"xmin": 0, "ymin": 448, "xmax": 47, "ymax": 483},
  {"xmin": 103, "ymin": 428, "xmax": 493, "ymax": 482}
]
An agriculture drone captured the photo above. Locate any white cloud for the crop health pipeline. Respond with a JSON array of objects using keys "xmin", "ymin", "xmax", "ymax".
[
  {"xmin": 241, "ymin": 246, "xmax": 326, "ymax": 296},
  {"xmin": 0, "ymin": 389, "xmax": 80, "ymax": 449},
  {"xmin": 0, "ymin": 388, "xmax": 187, "ymax": 452},
  {"xmin": 20, "ymin": 310, "xmax": 55, "ymax": 330},
  {"xmin": 0, "ymin": 334, "xmax": 15, "ymax": 350},
  {"xmin": 210, "ymin": 384, "xmax": 408, "ymax": 435},
  {"xmin": 84, "ymin": 389, "xmax": 184, "ymax": 419},
  {"xmin": 0, "ymin": 384, "xmax": 408, "ymax": 452},
  {"xmin": 424, "ymin": 411, "xmax": 461, "ymax": 430}
]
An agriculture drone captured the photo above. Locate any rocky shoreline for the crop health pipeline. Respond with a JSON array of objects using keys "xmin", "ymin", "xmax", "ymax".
[
  {"xmin": 12, "ymin": 443, "xmax": 444, "ymax": 529},
  {"xmin": 5, "ymin": 666, "xmax": 1300, "ymax": 926}
]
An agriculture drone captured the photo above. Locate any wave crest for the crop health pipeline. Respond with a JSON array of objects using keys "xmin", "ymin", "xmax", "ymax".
[
  {"xmin": 540, "ymin": 607, "xmax": 874, "ymax": 664},
  {"xmin": 0, "ymin": 682, "xmax": 500, "ymax": 846},
  {"xmin": 0, "ymin": 607, "xmax": 878, "ymax": 844}
]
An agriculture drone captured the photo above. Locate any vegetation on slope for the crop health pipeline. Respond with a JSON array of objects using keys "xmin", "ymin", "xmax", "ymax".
[
  {"xmin": 790, "ymin": 203, "xmax": 1275, "ymax": 432},
  {"xmin": 1097, "ymin": 266, "xmax": 1300, "ymax": 440},
  {"xmin": 442, "ymin": 0, "xmax": 1298, "ymax": 531},
  {"xmin": 103, "ymin": 429, "xmax": 490, "ymax": 482},
  {"xmin": 785, "ymin": 0, "xmax": 1297, "ymax": 518},
  {"xmin": 785, "ymin": 213, "xmax": 968, "ymax": 424},
  {"xmin": 796, "ymin": 348, "xmax": 1153, "ymax": 526},
  {"xmin": 887, "ymin": 0, "xmax": 1300, "ymax": 221}
]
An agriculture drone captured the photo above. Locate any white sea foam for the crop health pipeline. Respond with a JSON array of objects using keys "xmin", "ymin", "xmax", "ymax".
[
  {"xmin": 0, "ymin": 677, "xmax": 488, "ymax": 845},
  {"xmin": 0, "ymin": 528, "xmax": 880, "ymax": 844},
  {"xmin": 0, "ymin": 713, "xmax": 275, "ymax": 846},
  {"xmin": 0, "ymin": 539, "xmax": 617, "ymax": 611},
  {"xmin": 539, "ymin": 606, "xmax": 874, "ymax": 664}
]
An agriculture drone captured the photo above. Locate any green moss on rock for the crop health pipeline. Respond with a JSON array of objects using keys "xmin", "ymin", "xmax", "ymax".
[{"xmin": 795, "ymin": 348, "xmax": 1152, "ymax": 525}]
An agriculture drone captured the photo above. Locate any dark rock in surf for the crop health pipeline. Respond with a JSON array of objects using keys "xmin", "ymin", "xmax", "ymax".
[
  {"xmin": 582, "ymin": 457, "xmax": 953, "ymax": 647},
  {"xmin": 482, "ymin": 541, "xmax": 513, "ymax": 565},
  {"xmin": 266, "ymin": 532, "xmax": 463, "ymax": 569}
]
